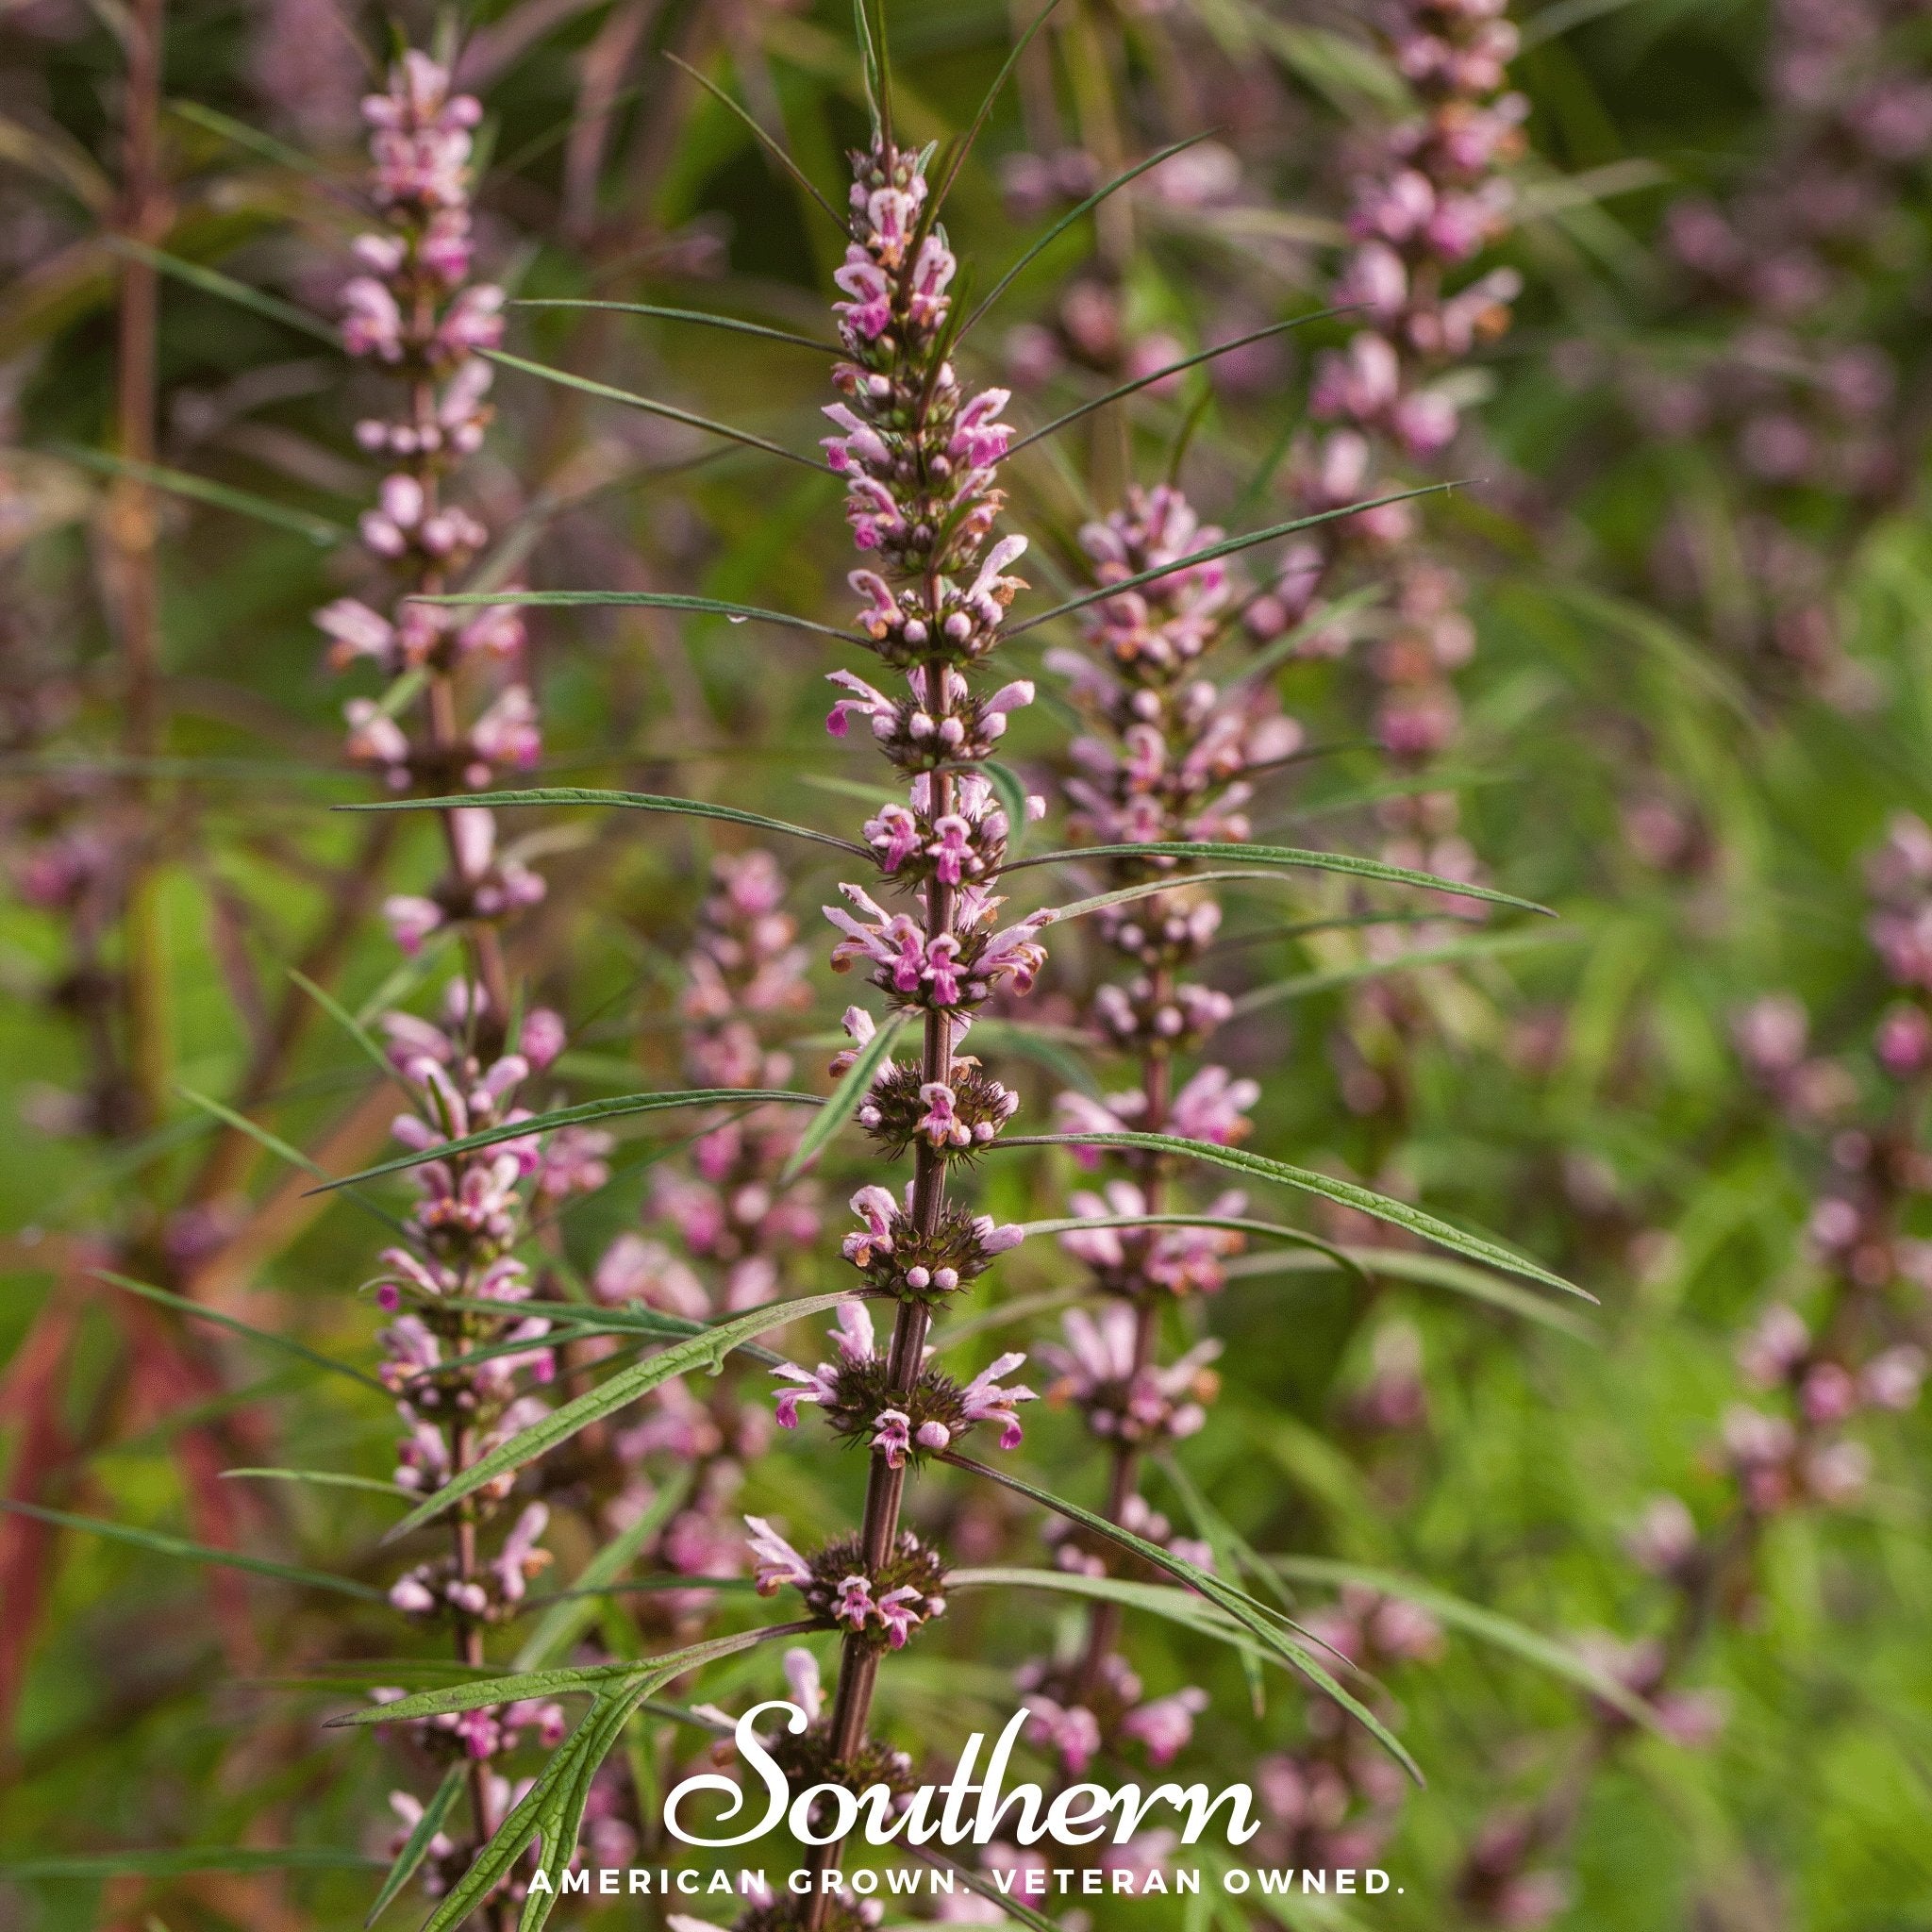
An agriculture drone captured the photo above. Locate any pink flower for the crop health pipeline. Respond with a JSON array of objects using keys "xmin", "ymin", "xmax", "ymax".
[
  {"xmin": 744, "ymin": 1517, "xmax": 811, "ymax": 1594},
  {"xmin": 958, "ymin": 1353, "xmax": 1037, "ymax": 1449}
]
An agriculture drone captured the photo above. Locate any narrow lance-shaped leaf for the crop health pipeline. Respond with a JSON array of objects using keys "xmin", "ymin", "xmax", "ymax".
[
  {"xmin": 408, "ymin": 1624, "xmax": 812, "ymax": 1932},
  {"xmin": 485, "ymin": 348, "xmax": 826, "ymax": 471},
  {"xmin": 1222, "ymin": 1246, "xmax": 1598, "ymax": 1342},
  {"xmin": 108, "ymin": 237, "xmax": 339, "ymax": 342},
  {"xmin": 924, "ymin": 0, "xmax": 1063, "ymax": 222},
  {"xmin": 999, "ymin": 838, "xmax": 1552, "ymax": 917},
  {"xmin": 1268, "ymin": 1555, "xmax": 1662, "ymax": 1729},
  {"xmin": 512, "ymin": 298, "xmax": 839, "ymax": 353},
  {"xmin": 779, "ymin": 1009, "xmax": 911, "ymax": 1184},
  {"xmin": 409, "ymin": 587, "xmax": 864, "ymax": 645},
  {"xmin": 386, "ymin": 1291, "xmax": 870, "ymax": 1539},
  {"xmin": 55, "ymin": 443, "xmax": 346, "ymax": 545},
  {"xmin": 663, "ymin": 51, "xmax": 846, "ymax": 229},
  {"xmin": 907, "ymin": 1844, "xmax": 1064, "ymax": 1932},
  {"xmin": 0, "ymin": 1500, "xmax": 387, "ymax": 1601},
  {"xmin": 1016, "ymin": 1213, "xmax": 1365, "ymax": 1281},
  {"xmin": 1230, "ymin": 929, "xmax": 1575, "ymax": 1016},
  {"xmin": 290, "ymin": 967, "xmax": 398, "ymax": 1082},
  {"xmin": 988, "ymin": 1131, "xmax": 1591, "ymax": 1302},
  {"xmin": 96, "ymin": 1269, "xmax": 389, "ymax": 1394},
  {"xmin": 315, "ymin": 1086, "xmax": 823, "ymax": 1193},
  {"xmin": 341, "ymin": 786, "xmax": 870, "ymax": 858},
  {"xmin": 1009, "ymin": 310, "xmax": 1350, "ymax": 454},
  {"xmin": 1035, "ymin": 868, "xmax": 1287, "ymax": 927},
  {"xmin": 223, "ymin": 1468, "xmax": 408, "ymax": 1498},
  {"xmin": 365, "ymin": 1762, "xmax": 464, "ymax": 1926},
  {"xmin": 962, "ymin": 134, "xmax": 1216, "ymax": 337},
  {"xmin": 943, "ymin": 1456, "xmax": 1422, "ymax": 1785},
  {"xmin": 1006, "ymin": 485, "xmax": 1456, "ymax": 638},
  {"xmin": 0, "ymin": 1848, "xmax": 383, "ymax": 1879}
]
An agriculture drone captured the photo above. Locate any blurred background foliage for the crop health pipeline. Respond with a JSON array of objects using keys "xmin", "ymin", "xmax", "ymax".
[{"xmin": 2, "ymin": 0, "xmax": 1931, "ymax": 1927}]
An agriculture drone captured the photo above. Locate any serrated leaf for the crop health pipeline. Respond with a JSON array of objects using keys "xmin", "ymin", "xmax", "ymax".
[
  {"xmin": 1017, "ymin": 1213, "xmax": 1364, "ymax": 1281},
  {"xmin": 1267, "ymin": 1556, "xmax": 1662, "ymax": 1729},
  {"xmin": 341, "ymin": 785, "xmax": 869, "ymax": 856},
  {"xmin": 943, "ymin": 1457, "xmax": 1421, "ymax": 1784},
  {"xmin": 317, "ymin": 1086, "xmax": 821, "ymax": 1192},
  {"xmin": 1000, "ymin": 840, "xmax": 1550, "ymax": 918},
  {"xmin": 365, "ymin": 1763, "xmax": 463, "ymax": 1925},
  {"xmin": 0, "ymin": 1501, "xmax": 385, "ymax": 1600},
  {"xmin": 385, "ymin": 1291, "xmax": 868, "ymax": 1538},
  {"xmin": 779, "ymin": 1009, "xmax": 910, "ymax": 1184},
  {"xmin": 485, "ymin": 349, "xmax": 824, "ymax": 471},
  {"xmin": 96, "ymin": 1270, "xmax": 389, "ymax": 1393},
  {"xmin": 990, "ymin": 1131, "xmax": 1589, "ymax": 1303}
]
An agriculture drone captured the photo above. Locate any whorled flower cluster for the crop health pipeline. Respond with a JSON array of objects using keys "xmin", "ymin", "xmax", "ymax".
[{"xmin": 313, "ymin": 51, "xmax": 541, "ymax": 958}]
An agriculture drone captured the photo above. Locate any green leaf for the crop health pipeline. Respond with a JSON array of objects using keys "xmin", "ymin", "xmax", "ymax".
[
  {"xmin": 1230, "ymin": 587, "xmax": 1386, "ymax": 687},
  {"xmin": 485, "ymin": 349, "xmax": 824, "ymax": 472},
  {"xmin": 289, "ymin": 968, "xmax": 398, "ymax": 1082},
  {"xmin": 512, "ymin": 299, "xmax": 837, "ymax": 353},
  {"xmin": 1037, "ymin": 869, "xmax": 1288, "ymax": 926},
  {"xmin": 410, "ymin": 587, "xmax": 861, "ymax": 642},
  {"xmin": 974, "ymin": 759, "xmax": 1035, "ymax": 861},
  {"xmin": 663, "ymin": 52, "xmax": 846, "ymax": 230},
  {"xmin": 385, "ymin": 1291, "xmax": 868, "ymax": 1538},
  {"xmin": 1016, "ymin": 1213, "xmax": 1364, "ymax": 1282},
  {"xmin": 95, "ymin": 1270, "xmax": 389, "ymax": 1394},
  {"xmin": 942, "ymin": 1457, "xmax": 1421, "ymax": 1785},
  {"xmin": 1223, "ymin": 1246, "xmax": 1600, "ymax": 1342},
  {"xmin": 0, "ymin": 1848, "xmax": 382, "ymax": 1879},
  {"xmin": 989, "ymin": 1132, "xmax": 1590, "ymax": 1303},
  {"xmin": 107, "ymin": 238, "xmax": 339, "ymax": 343},
  {"xmin": 318, "ymin": 1087, "xmax": 822, "ymax": 1192},
  {"xmin": 341, "ymin": 785, "xmax": 869, "ymax": 857},
  {"xmin": 174, "ymin": 1086, "xmax": 410, "ymax": 1236},
  {"xmin": 906, "ymin": 1845, "xmax": 1063, "ymax": 1932},
  {"xmin": 409, "ymin": 1624, "xmax": 809, "ymax": 1932},
  {"xmin": 513, "ymin": 1471, "xmax": 694, "ymax": 1672},
  {"xmin": 222, "ymin": 1468, "xmax": 406, "ymax": 1498},
  {"xmin": 1267, "ymin": 1556, "xmax": 1662, "ymax": 1729},
  {"xmin": 1229, "ymin": 929, "xmax": 1575, "ymax": 1016},
  {"xmin": 963, "ymin": 135, "xmax": 1216, "ymax": 337},
  {"xmin": 1008, "ymin": 487, "xmax": 1456, "ymax": 640},
  {"xmin": 365, "ymin": 1764, "xmax": 464, "ymax": 1925},
  {"xmin": 1011, "ymin": 310, "xmax": 1345, "ymax": 455},
  {"xmin": 779, "ymin": 1009, "xmax": 910, "ymax": 1183},
  {"xmin": 999, "ymin": 839, "xmax": 1552, "ymax": 917},
  {"xmin": 0, "ymin": 1501, "xmax": 385, "ymax": 1601},
  {"xmin": 53, "ymin": 443, "xmax": 345, "ymax": 545},
  {"xmin": 964, "ymin": 1018, "xmax": 1099, "ymax": 1097}
]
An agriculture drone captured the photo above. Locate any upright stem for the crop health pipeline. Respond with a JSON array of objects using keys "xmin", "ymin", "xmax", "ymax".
[{"xmin": 114, "ymin": 0, "xmax": 169, "ymax": 1131}]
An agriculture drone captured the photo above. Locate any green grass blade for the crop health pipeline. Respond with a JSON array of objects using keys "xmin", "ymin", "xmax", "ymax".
[
  {"xmin": 989, "ymin": 1131, "xmax": 1590, "ymax": 1302},
  {"xmin": 409, "ymin": 587, "xmax": 862, "ymax": 644},
  {"xmin": 1016, "ymin": 1213, "xmax": 1364, "ymax": 1281},
  {"xmin": 223, "ymin": 1468, "xmax": 407, "ymax": 1498}
]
